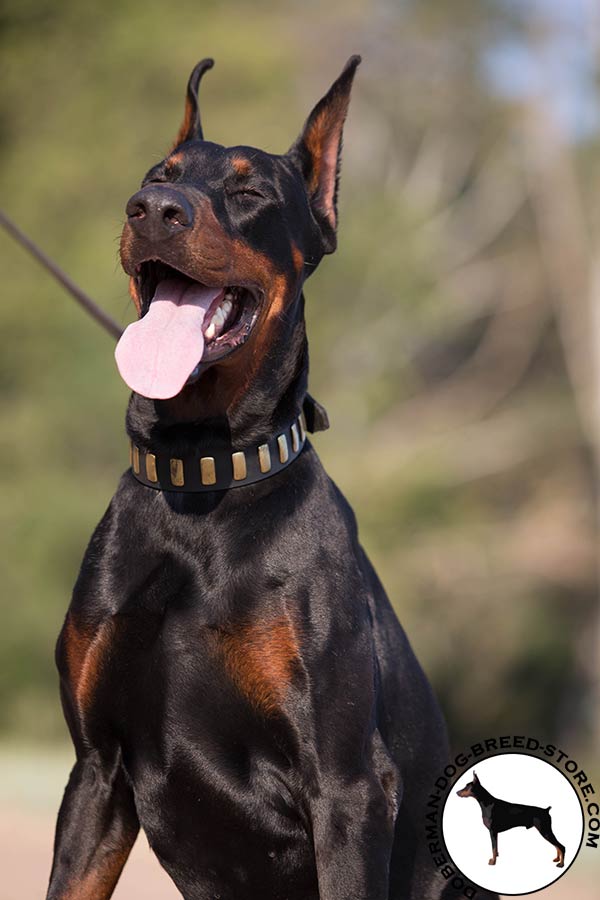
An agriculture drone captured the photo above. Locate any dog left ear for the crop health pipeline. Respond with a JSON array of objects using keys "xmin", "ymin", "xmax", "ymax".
[
  {"xmin": 174, "ymin": 58, "xmax": 214, "ymax": 147},
  {"xmin": 288, "ymin": 55, "xmax": 361, "ymax": 254}
]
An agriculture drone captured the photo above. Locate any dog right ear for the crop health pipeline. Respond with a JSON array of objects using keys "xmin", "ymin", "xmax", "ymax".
[
  {"xmin": 173, "ymin": 58, "xmax": 214, "ymax": 147},
  {"xmin": 288, "ymin": 55, "xmax": 361, "ymax": 254},
  {"xmin": 473, "ymin": 772, "xmax": 479, "ymax": 783}
]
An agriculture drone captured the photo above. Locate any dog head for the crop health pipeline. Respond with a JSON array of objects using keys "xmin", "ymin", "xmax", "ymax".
[
  {"xmin": 117, "ymin": 56, "xmax": 360, "ymax": 407},
  {"xmin": 456, "ymin": 771, "xmax": 480, "ymax": 798}
]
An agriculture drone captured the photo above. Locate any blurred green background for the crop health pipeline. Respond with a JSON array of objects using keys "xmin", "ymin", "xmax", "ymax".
[{"xmin": 1, "ymin": 2, "xmax": 599, "ymax": 894}]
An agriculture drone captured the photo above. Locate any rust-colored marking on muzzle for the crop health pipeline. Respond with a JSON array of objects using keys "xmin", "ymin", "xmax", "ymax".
[{"xmin": 128, "ymin": 276, "xmax": 142, "ymax": 314}]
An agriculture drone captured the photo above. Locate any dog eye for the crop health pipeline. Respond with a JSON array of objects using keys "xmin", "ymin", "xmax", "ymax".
[{"xmin": 228, "ymin": 188, "xmax": 265, "ymax": 199}]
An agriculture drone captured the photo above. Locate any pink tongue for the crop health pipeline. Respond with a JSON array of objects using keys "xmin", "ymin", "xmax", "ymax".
[{"xmin": 115, "ymin": 278, "xmax": 223, "ymax": 399}]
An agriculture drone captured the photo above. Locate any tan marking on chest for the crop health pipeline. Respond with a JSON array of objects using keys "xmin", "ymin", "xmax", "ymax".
[
  {"xmin": 63, "ymin": 615, "xmax": 114, "ymax": 716},
  {"xmin": 218, "ymin": 616, "xmax": 300, "ymax": 715}
]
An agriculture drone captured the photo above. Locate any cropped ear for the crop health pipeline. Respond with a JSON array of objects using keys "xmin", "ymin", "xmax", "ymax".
[
  {"xmin": 173, "ymin": 58, "xmax": 214, "ymax": 147},
  {"xmin": 288, "ymin": 55, "xmax": 361, "ymax": 253},
  {"xmin": 473, "ymin": 772, "xmax": 479, "ymax": 783}
]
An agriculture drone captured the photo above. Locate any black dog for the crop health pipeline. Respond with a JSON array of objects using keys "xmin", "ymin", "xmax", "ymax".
[
  {"xmin": 46, "ymin": 57, "xmax": 462, "ymax": 900},
  {"xmin": 457, "ymin": 771, "xmax": 566, "ymax": 868}
]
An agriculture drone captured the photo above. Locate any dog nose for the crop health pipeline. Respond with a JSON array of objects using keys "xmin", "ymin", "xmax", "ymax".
[{"xmin": 126, "ymin": 186, "xmax": 194, "ymax": 240}]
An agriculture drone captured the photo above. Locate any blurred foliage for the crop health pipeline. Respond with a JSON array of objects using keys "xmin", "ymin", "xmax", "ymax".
[{"xmin": 0, "ymin": 0, "xmax": 598, "ymax": 756}]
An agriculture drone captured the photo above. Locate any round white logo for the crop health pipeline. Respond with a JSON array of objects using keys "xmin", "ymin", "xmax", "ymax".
[{"xmin": 442, "ymin": 753, "xmax": 584, "ymax": 895}]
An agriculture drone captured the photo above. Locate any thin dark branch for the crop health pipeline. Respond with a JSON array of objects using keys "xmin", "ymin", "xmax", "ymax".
[{"xmin": 0, "ymin": 209, "xmax": 123, "ymax": 340}]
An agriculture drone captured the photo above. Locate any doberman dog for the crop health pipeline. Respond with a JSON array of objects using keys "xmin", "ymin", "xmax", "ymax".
[
  {"xmin": 46, "ymin": 56, "xmax": 476, "ymax": 900},
  {"xmin": 456, "ymin": 771, "xmax": 566, "ymax": 868}
]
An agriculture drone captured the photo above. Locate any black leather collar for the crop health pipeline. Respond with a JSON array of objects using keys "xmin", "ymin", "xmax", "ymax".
[{"xmin": 129, "ymin": 394, "xmax": 329, "ymax": 493}]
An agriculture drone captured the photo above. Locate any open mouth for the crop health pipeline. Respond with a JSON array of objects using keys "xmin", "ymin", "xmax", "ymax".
[
  {"xmin": 136, "ymin": 260, "xmax": 260, "ymax": 365},
  {"xmin": 115, "ymin": 259, "xmax": 262, "ymax": 400}
]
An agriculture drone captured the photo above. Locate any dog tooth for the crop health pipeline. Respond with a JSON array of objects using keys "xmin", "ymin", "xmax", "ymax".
[{"xmin": 205, "ymin": 322, "xmax": 216, "ymax": 340}]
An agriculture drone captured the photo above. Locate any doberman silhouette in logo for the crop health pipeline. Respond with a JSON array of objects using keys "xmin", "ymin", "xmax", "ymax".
[{"xmin": 456, "ymin": 771, "xmax": 565, "ymax": 868}]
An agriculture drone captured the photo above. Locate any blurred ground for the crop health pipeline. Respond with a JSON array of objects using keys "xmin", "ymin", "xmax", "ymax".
[
  {"xmin": 0, "ymin": 745, "xmax": 177, "ymax": 898},
  {"xmin": 1, "ymin": 812, "xmax": 180, "ymax": 899},
  {"xmin": 1, "ymin": 747, "xmax": 596, "ymax": 900}
]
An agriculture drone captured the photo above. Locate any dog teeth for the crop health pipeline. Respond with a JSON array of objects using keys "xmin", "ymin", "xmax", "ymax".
[{"xmin": 204, "ymin": 296, "xmax": 234, "ymax": 341}]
